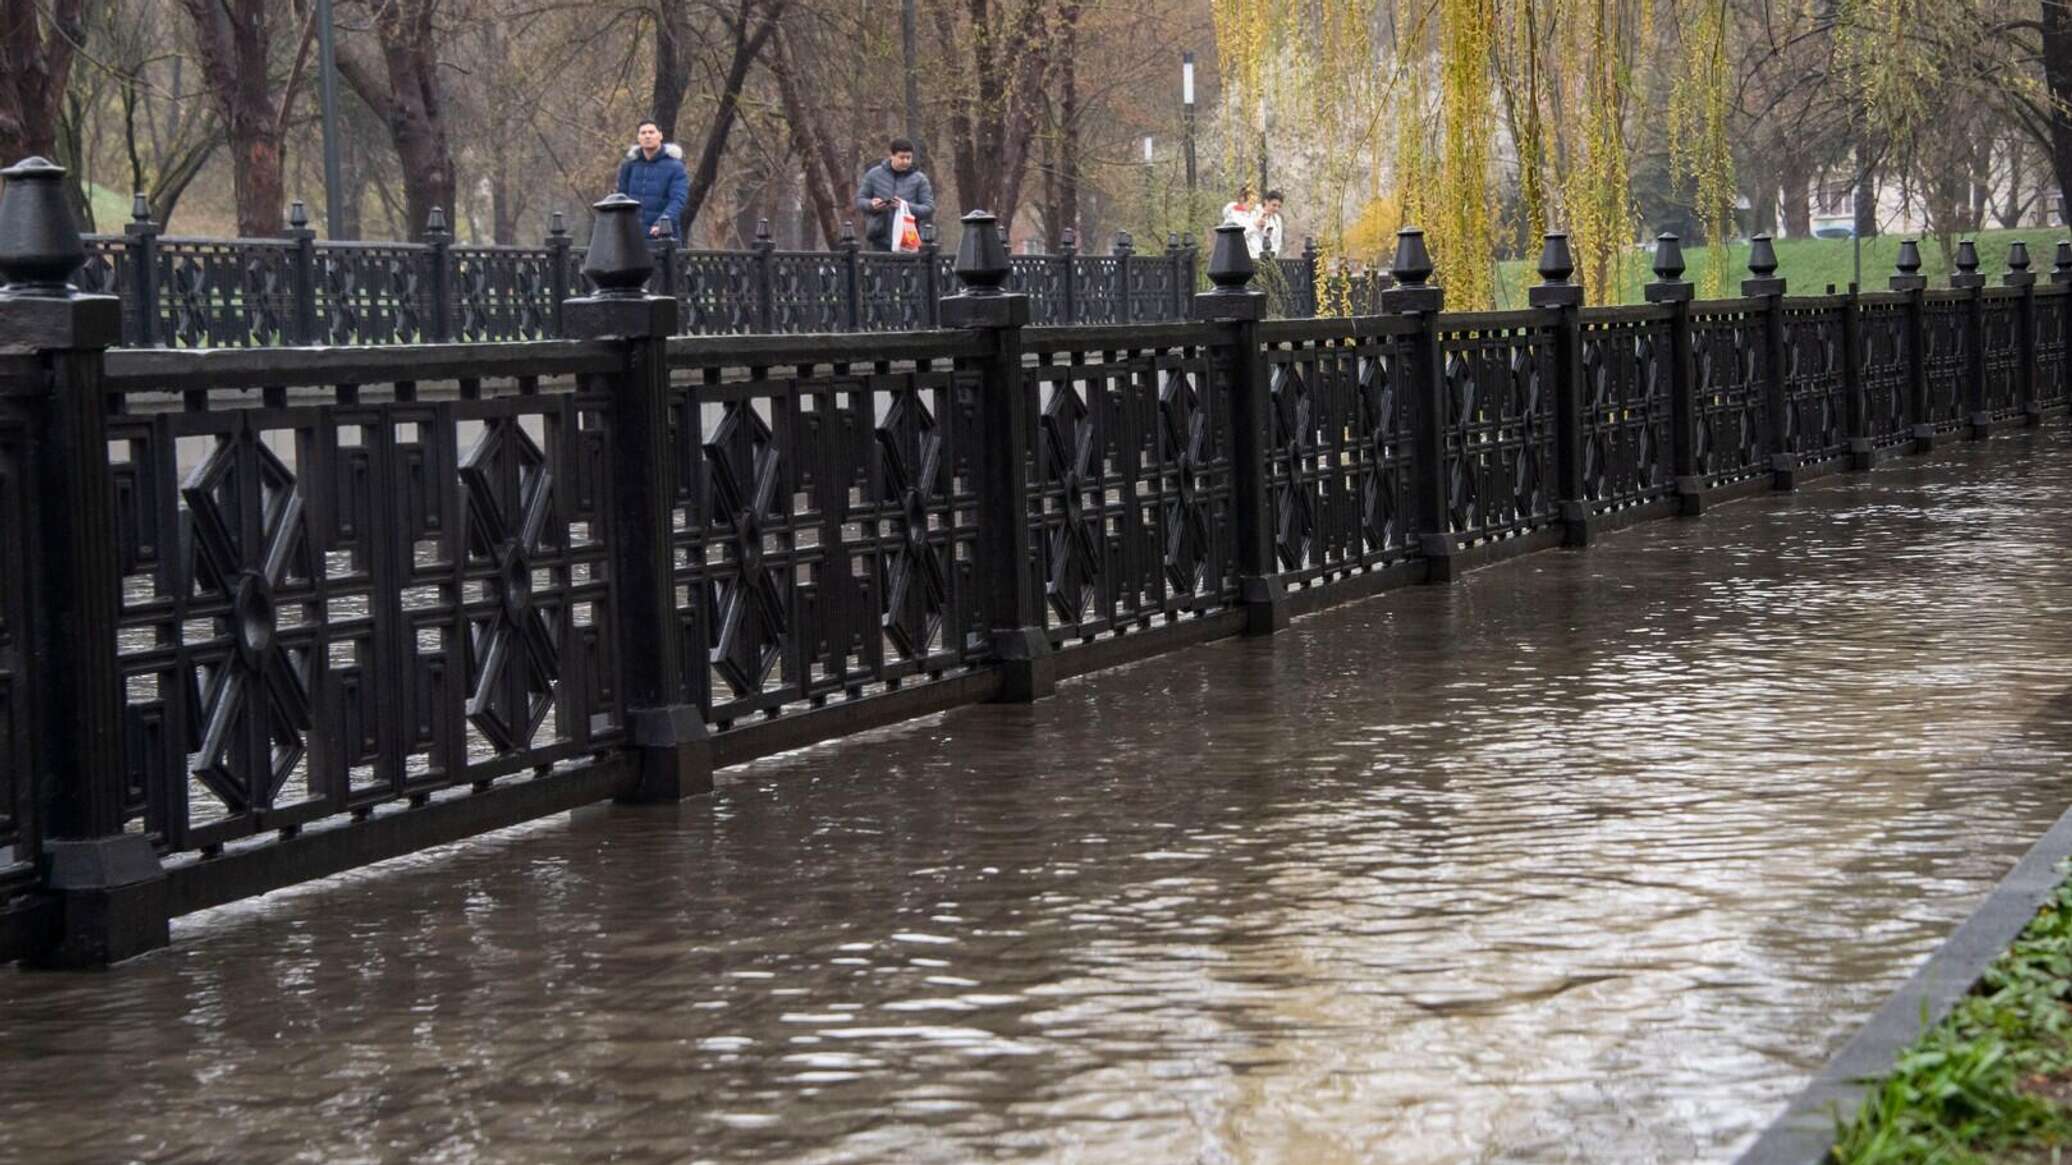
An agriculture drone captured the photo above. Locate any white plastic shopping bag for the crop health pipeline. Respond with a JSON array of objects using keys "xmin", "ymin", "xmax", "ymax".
[{"xmin": 891, "ymin": 200, "xmax": 922, "ymax": 253}]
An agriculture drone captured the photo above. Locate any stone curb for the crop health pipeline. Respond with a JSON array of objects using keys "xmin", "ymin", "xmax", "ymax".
[{"xmin": 1735, "ymin": 800, "xmax": 2072, "ymax": 1164}]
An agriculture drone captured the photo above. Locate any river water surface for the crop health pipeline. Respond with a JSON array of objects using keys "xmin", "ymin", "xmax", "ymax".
[{"xmin": 6, "ymin": 430, "xmax": 2072, "ymax": 1164}]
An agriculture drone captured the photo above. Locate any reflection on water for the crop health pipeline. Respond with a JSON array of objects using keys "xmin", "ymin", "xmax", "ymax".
[{"xmin": 8, "ymin": 431, "xmax": 2072, "ymax": 1164}]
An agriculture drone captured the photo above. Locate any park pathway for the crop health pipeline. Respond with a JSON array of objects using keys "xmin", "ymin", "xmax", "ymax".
[{"xmin": 5, "ymin": 427, "xmax": 2072, "ymax": 1163}]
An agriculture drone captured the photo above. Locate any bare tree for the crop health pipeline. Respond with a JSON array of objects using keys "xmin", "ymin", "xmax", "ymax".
[
  {"xmin": 0, "ymin": 0, "xmax": 90, "ymax": 175},
  {"xmin": 333, "ymin": 0, "xmax": 455, "ymax": 235}
]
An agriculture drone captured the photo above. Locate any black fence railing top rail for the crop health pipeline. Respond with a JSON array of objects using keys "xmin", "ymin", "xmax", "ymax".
[{"xmin": 72, "ymin": 198, "xmax": 1398, "ymax": 348}]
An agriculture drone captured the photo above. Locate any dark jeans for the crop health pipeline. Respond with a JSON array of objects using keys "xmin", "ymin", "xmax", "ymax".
[{"xmin": 866, "ymin": 238, "xmax": 892, "ymax": 253}]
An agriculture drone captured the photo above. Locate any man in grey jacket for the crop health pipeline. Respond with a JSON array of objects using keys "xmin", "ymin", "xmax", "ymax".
[{"xmin": 854, "ymin": 138, "xmax": 935, "ymax": 252}]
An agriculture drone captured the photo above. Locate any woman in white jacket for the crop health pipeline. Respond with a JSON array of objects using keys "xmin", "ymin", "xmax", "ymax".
[
  {"xmin": 1221, "ymin": 184, "xmax": 1260, "ymax": 251},
  {"xmin": 1219, "ymin": 185, "xmax": 1286, "ymax": 259}
]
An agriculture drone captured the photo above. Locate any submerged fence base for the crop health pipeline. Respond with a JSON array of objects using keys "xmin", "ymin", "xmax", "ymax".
[{"xmin": 1, "ymin": 182, "xmax": 2067, "ymax": 967}]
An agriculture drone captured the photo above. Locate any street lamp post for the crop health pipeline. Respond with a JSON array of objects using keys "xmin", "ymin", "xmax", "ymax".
[
  {"xmin": 902, "ymin": 0, "xmax": 923, "ymax": 171},
  {"xmin": 1181, "ymin": 52, "xmax": 1197, "ymax": 234},
  {"xmin": 315, "ymin": 0, "xmax": 346, "ymax": 239},
  {"xmin": 1142, "ymin": 135, "xmax": 1156, "ymax": 236}
]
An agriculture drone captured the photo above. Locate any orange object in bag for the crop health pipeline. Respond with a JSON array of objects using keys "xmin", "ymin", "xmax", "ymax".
[{"xmin": 892, "ymin": 201, "xmax": 922, "ymax": 253}]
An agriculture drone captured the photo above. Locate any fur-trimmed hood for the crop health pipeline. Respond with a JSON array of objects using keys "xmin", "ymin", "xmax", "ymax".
[{"xmin": 626, "ymin": 142, "xmax": 685, "ymax": 160}]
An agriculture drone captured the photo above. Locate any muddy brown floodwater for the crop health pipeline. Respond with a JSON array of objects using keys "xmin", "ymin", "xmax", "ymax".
[{"xmin": 6, "ymin": 429, "xmax": 2072, "ymax": 1164}]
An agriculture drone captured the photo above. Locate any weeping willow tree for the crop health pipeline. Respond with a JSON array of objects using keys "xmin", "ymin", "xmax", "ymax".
[
  {"xmin": 1209, "ymin": 0, "xmax": 1660, "ymax": 306},
  {"xmin": 1558, "ymin": 0, "xmax": 1642, "ymax": 302},
  {"xmin": 1669, "ymin": 0, "xmax": 1735, "ymax": 296},
  {"xmin": 1433, "ymin": 0, "xmax": 1497, "ymax": 306}
]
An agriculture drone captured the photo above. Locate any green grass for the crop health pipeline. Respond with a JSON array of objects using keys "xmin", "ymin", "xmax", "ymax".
[
  {"xmin": 1488, "ymin": 228, "xmax": 2072, "ymax": 309},
  {"xmin": 82, "ymin": 182, "xmax": 133, "ymax": 233},
  {"xmin": 1830, "ymin": 871, "xmax": 2072, "ymax": 1164}
]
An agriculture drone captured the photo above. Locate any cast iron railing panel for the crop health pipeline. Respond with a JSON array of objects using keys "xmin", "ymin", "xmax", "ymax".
[
  {"xmin": 1779, "ymin": 300, "xmax": 1848, "ymax": 464},
  {"xmin": 316, "ymin": 242, "xmax": 436, "ymax": 345},
  {"xmin": 1437, "ymin": 311, "xmax": 1561, "ymax": 542},
  {"xmin": 453, "ymin": 246, "xmax": 559, "ymax": 342},
  {"xmin": 1278, "ymin": 258, "xmax": 1316, "ymax": 318},
  {"xmin": 101, "ymin": 347, "xmax": 626, "ymax": 856},
  {"xmin": 1691, "ymin": 302, "xmax": 1771, "ymax": 485},
  {"xmin": 1024, "ymin": 324, "xmax": 1237, "ymax": 646},
  {"xmin": 1074, "ymin": 257, "xmax": 1125, "ymax": 326},
  {"xmin": 1982, "ymin": 290, "xmax": 2025, "ymax": 420},
  {"xmin": 664, "ymin": 334, "xmax": 993, "ymax": 730},
  {"xmin": 149, "ymin": 238, "xmax": 300, "ymax": 348},
  {"xmin": 1858, "ymin": 294, "xmax": 1914, "ymax": 449},
  {"xmin": 1258, "ymin": 318, "xmax": 1422, "ymax": 582},
  {"xmin": 1578, "ymin": 306, "xmax": 1676, "ymax": 510},
  {"xmin": 1922, "ymin": 291, "xmax": 1971, "ymax": 432},
  {"xmin": 858, "ymin": 253, "xmax": 933, "ymax": 332},
  {"xmin": 675, "ymin": 249, "xmax": 759, "ymax": 336},
  {"xmin": 1007, "ymin": 257, "xmax": 1067, "ymax": 327},
  {"xmin": 769, "ymin": 251, "xmax": 849, "ymax": 333},
  {"xmin": 1130, "ymin": 258, "xmax": 1179, "ymax": 324},
  {"xmin": 2040, "ymin": 287, "xmax": 2069, "ymax": 407}
]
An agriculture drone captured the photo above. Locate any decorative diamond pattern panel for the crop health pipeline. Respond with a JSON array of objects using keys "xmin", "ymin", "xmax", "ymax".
[
  {"xmin": 1437, "ymin": 317, "xmax": 1559, "ymax": 540},
  {"xmin": 670, "ymin": 350, "xmax": 988, "ymax": 728},
  {"xmin": 108, "ymin": 370, "xmax": 619, "ymax": 856},
  {"xmin": 1691, "ymin": 306, "xmax": 1770, "ymax": 485},
  {"xmin": 1024, "ymin": 335, "xmax": 1235, "ymax": 645},
  {"xmin": 1259, "ymin": 324, "xmax": 1418, "ymax": 583}
]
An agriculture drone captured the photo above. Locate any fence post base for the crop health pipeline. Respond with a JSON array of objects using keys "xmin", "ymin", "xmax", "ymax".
[
  {"xmin": 991, "ymin": 628, "xmax": 1057, "ymax": 704},
  {"xmin": 619, "ymin": 707, "xmax": 714, "ymax": 804},
  {"xmin": 1419, "ymin": 534, "xmax": 1463, "ymax": 583},
  {"xmin": 1239, "ymin": 577, "xmax": 1290, "ymax": 635},
  {"xmin": 1769, "ymin": 452, "xmax": 1802, "ymax": 491},
  {"xmin": 29, "ymin": 837, "xmax": 168, "ymax": 968},
  {"xmin": 1676, "ymin": 476, "xmax": 1708, "ymax": 517},
  {"xmin": 1558, "ymin": 501, "xmax": 1594, "ymax": 547},
  {"xmin": 1848, "ymin": 437, "xmax": 1879, "ymax": 472}
]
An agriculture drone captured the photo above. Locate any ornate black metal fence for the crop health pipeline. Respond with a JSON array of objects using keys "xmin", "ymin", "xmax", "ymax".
[
  {"xmin": 3, "ymin": 158, "xmax": 2068, "ymax": 969},
  {"xmin": 72, "ymin": 196, "xmax": 1387, "ymax": 348}
]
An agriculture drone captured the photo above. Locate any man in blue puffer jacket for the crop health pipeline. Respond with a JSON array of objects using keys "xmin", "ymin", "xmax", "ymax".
[{"xmin": 616, "ymin": 120, "xmax": 690, "ymax": 237}]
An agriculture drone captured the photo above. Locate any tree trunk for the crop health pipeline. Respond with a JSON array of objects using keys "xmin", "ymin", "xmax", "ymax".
[
  {"xmin": 651, "ymin": 1, "xmax": 689, "ymax": 142},
  {"xmin": 680, "ymin": 0, "xmax": 785, "ymax": 233},
  {"xmin": 0, "ymin": 0, "xmax": 86, "ymax": 165},
  {"xmin": 180, "ymin": 0, "xmax": 293, "ymax": 236},
  {"xmin": 2044, "ymin": 0, "xmax": 2072, "ymax": 227},
  {"xmin": 335, "ymin": 0, "xmax": 455, "ymax": 236},
  {"xmin": 770, "ymin": 25, "xmax": 847, "ymax": 246},
  {"xmin": 1780, "ymin": 157, "xmax": 1813, "ymax": 238}
]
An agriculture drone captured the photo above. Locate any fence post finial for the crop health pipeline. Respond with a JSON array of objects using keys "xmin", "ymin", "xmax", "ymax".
[
  {"xmin": 580, "ymin": 192, "xmax": 655, "ymax": 298},
  {"xmin": 2006, "ymin": 241, "xmax": 2036, "ymax": 287},
  {"xmin": 2054, "ymin": 241, "xmax": 2072, "ymax": 285},
  {"xmin": 1951, "ymin": 239, "xmax": 1985, "ymax": 289},
  {"xmin": 1742, "ymin": 234, "xmax": 1785, "ymax": 297},
  {"xmin": 1529, "ymin": 231, "xmax": 1580, "ymax": 308},
  {"xmin": 1891, "ymin": 239, "xmax": 1928, "ymax": 291}
]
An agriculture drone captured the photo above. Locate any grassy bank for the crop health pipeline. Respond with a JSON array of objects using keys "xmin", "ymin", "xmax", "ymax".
[
  {"xmin": 1485, "ymin": 228, "xmax": 2072, "ymax": 309},
  {"xmin": 1831, "ymin": 871, "xmax": 2072, "ymax": 1164}
]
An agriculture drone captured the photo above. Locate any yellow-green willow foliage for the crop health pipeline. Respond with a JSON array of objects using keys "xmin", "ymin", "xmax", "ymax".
[
  {"xmin": 1211, "ymin": 0, "xmax": 1385, "ymax": 260},
  {"xmin": 1668, "ymin": 0, "xmax": 1734, "ymax": 297},
  {"xmin": 1559, "ymin": 0, "xmax": 1640, "ymax": 303},
  {"xmin": 1495, "ymin": 0, "xmax": 1551, "ymax": 247},
  {"xmin": 1434, "ymin": 0, "xmax": 1497, "ymax": 306}
]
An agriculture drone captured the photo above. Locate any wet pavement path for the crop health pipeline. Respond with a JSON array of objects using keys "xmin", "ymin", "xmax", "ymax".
[{"xmin": 7, "ymin": 429, "xmax": 2072, "ymax": 1164}]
